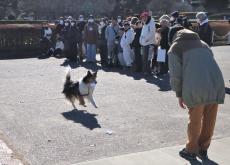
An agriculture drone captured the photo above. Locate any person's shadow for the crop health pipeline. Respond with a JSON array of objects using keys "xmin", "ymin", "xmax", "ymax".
[
  {"xmin": 61, "ymin": 110, "xmax": 101, "ymax": 130},
  {"xmin": 60, "ymin": 59, "xmax": 79, "ymax": 69},
  {"xmin": 145, "ymin": 74, "xmax": 171, "ymax": 92}
]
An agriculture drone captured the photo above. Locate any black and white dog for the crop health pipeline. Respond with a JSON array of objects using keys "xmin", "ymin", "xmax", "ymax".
[{"xmin": 62, "ymin": 70, "xmax": 98, "ymax": 109}]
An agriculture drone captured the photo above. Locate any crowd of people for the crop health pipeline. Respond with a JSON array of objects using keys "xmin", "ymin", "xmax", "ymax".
[{"xmin": 40, "ymin": 11, "xmax": 214, "ymax": 76}]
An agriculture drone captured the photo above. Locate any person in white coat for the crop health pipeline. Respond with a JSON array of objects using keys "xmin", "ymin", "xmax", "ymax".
[
  {"xmin": 140, "ymin": 11, "xmax": 156, "ymax": 74},
  {"xmin": 120, "ymin": 22, "xmax": 135, "ymax": 68}
]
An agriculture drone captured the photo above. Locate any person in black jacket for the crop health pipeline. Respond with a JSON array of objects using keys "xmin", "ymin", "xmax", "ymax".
[
  {"xmin": 55, "ymin": 17, "xmax": 64, "ymax": 38},
  {"xmin": 77, "ymin": 15, "xmax": 87, "ymax": 61},
  {"xmin": 98, "ymin": 18, "xmax": 109, "ymax": 67},
  {"xmin": 158, "ymin": 19, "xmax": 170, "ymax": 75},
  {"xmin": 67, "ymin": 20, "xmax": 81, "ymax": 61},
  {"xmin": 196, "ymin": 12, "xmax": 213, "ymax": 46},
  {"xmin": 132, "ymin": 21, "xmax": 143, "ymax": 72}
]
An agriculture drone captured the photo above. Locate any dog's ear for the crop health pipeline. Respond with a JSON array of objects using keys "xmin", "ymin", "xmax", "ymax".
[
  {"xmin": 87, "ymin": 70, "xmax": 92, "ymax": 76},
  {"xmin": 93, "ymin": 71, "xmax": 97, "ymax": 77}
]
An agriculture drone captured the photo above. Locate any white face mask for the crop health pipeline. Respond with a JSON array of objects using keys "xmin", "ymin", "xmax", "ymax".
[
  {"xmin": 197, "ymin": 19, "xmax": 201, "ymax": 24},
  {"xmin": 59, "ymin": 20, "xmax": 64, "ymax": 25},
  {"xmin": 118, "ymin": 19, "xmax": 121, "ymax": 23},
  {"xmin": 79, "ymin": 18, "xmax": 84, "ymax": 21},
  {"xmin": 170, "ymin": 17, "xmax": 175, "ymax": 22},
  {"xmin": 65, "ymin": 23, "xmax": 69, "ymax": 26},
  {"xmin": 88, "ymin": 19, "xmax": 94, "ymax": 23},
  {"xmin": 71, "ymin": 23, "xmax": 75, "ymax": 26},
  {"xmin": 100, "ymin": 22, "xmax": 105, "ymax": 26}
]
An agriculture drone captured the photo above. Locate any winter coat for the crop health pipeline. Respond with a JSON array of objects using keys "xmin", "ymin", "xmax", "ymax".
[
  {"xmin": 98, "ymin": 25, "xmax": 108, "ymax": 46},
  {"xmin": 168, "ymin": 29, "xmax": 225, "ymax": 108},
  {"xmin": 159, "ymin": 27, "xmax": 170, "ymax": 51},
  {"xmin": 105, "ymin": 24, "xmax": 119, "ymax": 44},
  {"xmin": 68, "ymin": 26, "xmax": 81, "ymax": 44},
  {"xmin": 84, "ymin": 22, "xmax": 98, "ymax": 44},
  {"xmin": 77, "ymin": 21, "xmax": 86, "ymax": 42},
  {"xmin": 132, "ymin": 28, "xmax": 142, "ymax": 48},
  {"xmin": 120, "ymin": 28, "xmax": 135, "ymax": 66},
  {"xmin": 140, "ymin": 17, "xmax": 156, "ymax": 46},
  {"xmin": 55, "ymin": 24, "xmax": 64, "ymax": 36},
  {"xmin": 197, "ymin": 22, "xmax": 213, "ymax": 46}
]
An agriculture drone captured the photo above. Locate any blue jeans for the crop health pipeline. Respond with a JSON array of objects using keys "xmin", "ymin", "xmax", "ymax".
[{"xmin": 86, "ymin": 44, "xmax": 96, "ymax": 62}]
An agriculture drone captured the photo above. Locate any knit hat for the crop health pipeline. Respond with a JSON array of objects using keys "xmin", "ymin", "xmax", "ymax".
[
  {"xmin": 168, "ymin": 24, "xmax": 184, "ymax": 45},
  {"xmin": 140, "ymin": 11, "xmax": 149, "ymax": 18},
  {"xmin": 196, "ymin": 12, "xmax": 208, "ymax": 22},
  {"xmin": 159, "ymin": 15, "xmax": 170, "ymax": 22},
  {"xmin": 171, "ymin": 11, "xmax": 179, "ymax": 18}
]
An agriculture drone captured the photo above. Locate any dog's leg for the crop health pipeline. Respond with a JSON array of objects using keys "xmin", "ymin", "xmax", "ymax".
[
  {"xmin": 87, "ymin": 95, "xmax": 98, "ymax": 108},
  {"xmin": 79, "ymin": 96, "xmax": 86, "ymax": 107},
  {"xmin": 70, "ymin": 98, "xmax": 77, "ymax": 110}
]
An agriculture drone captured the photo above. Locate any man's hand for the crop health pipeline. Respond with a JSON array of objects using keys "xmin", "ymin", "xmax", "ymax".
[{"xmin": 179, "ymin": 97, "xmax": 186, "ymax": 109}]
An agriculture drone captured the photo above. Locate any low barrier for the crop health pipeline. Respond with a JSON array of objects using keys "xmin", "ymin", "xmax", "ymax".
[{"xmin": 0, "ymin": 20, "xmax": 229, "ymax": 58}]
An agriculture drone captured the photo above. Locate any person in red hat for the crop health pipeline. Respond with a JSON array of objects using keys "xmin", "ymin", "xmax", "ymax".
[{"xmin": 139, "ymin": 11, "xmax": 156, "ymax": 75}]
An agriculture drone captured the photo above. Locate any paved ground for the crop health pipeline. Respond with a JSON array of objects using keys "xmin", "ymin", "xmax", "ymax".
[{"xmin": 0, "ymin": 46, "xmax": 229, "ymax": 165}]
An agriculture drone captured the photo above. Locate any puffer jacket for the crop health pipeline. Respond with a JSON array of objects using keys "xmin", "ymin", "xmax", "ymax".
[
  {"xmin": 139, "ymin": 16, "xmax": 156, "ymax": 46},
  {"xmin": 168, "ymin": 29, "xmax": 225, "ymax": 108}
]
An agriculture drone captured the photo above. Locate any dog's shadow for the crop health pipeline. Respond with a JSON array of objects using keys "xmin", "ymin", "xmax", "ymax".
[{"xmin": 61, "ymin": 110, "xmax": 101, "ymax": 130}]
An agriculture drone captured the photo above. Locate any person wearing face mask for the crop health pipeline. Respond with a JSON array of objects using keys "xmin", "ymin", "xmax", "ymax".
[
  {"xmin": 120, "ymin": 22, "xmax": 135, "ymax": 68},
  {"xmin": 39, "ymin": 22, "xmax": 53, "ymax": 58},
  {"xmin": 105, "ymin": 17, "xmax": 120, "ymax": 66},
  {"xmin": 196, "ymin": 12, "xmax": 213, "ymax": 46},
  {"xmin": 77, "ymin": 15, "xmax": 87, "ymax": 61},
  {"xmin": 64, "ymin": 20, "xmax": 81, "ymax": 61},
  {"xmin": 140, "ymin": 11, "xmax": 156, "ymax": 75},
  {"xmin": 63, "ymin": 20, "xmax": 71, "ymax": 60},
  {"xmin": 131, "ymin": 20, "xmax": 143, "ymax": 72},
  {"xmin": 83, "ymin": 15, "xmax": 99, "ymax": 63},
  {"xmin": 56, "ymin": 17, "xmax": 65, "ymax": 38},
  {"xmin": 98, "ymin": 18, "xmax": 109, "ymax": 67},
  {"xmin": 170, "ymin": 11, "xmax": 179, "ymax": 26},
  {"xmin": 117, "ymin": 16, "xmax": 123, "ymax": 27},
  {"xmin": 168, "ymin": 25, "xmax": 225, "ymax": 161}
]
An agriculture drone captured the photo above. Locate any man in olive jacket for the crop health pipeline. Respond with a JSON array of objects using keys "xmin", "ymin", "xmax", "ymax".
[{"xmin": 168, "ymin": 25, "xmax": 225, "ymax": 161}]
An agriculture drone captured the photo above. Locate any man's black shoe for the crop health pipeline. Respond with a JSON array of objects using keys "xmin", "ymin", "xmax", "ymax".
[
  {"xmin": 197, "ymin": 150, "xmax": 208, "ymax": 160},
  {"xmin": 179, "ymin": 148, "xmax": 197, "ymax": 161}
]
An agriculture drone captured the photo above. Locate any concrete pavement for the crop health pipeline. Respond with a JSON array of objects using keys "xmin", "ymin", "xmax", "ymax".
[{"xmin": 74, "ymin": 137, "xmax": 230, "ymax": 165}]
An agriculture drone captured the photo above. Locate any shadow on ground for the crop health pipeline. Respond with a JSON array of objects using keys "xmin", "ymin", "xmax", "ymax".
[
  {"xmin": 101, "ymin": 66, "xmax": 171, "ymax": 92},
  {"xmin": 61, "ymin": 110, "xmax": 101, "ymax": 130},
  {"xmin": 60, "ymin": 59, "xmax": 171, "ymax": 92}
]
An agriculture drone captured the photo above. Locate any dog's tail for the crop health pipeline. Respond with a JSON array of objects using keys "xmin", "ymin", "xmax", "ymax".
[
  {"xmin": 62, "ymin": 68, "xmax": 73, "ymax": 94},
  {"xmin": 65, "ymin": 69, "xmax": 71, "ymax": 84}
]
